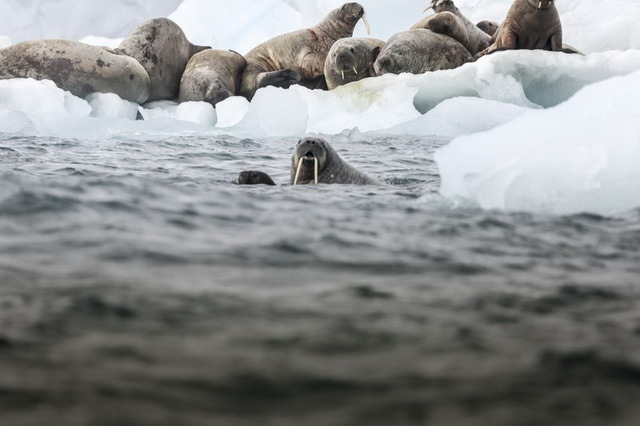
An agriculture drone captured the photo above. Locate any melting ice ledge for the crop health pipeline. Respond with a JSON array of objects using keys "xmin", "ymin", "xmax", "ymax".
[{"xmin": 1, "ymin": 49, "xmax": 640, "ymax": 216}]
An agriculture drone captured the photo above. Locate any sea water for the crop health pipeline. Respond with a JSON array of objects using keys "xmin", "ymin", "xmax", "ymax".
[{"xmin": 2, "ymin": 130, "xmax": 640, "ymax": 425}]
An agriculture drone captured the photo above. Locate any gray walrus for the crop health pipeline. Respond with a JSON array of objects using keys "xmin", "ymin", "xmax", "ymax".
[
  {"xmin": 291, "ymin": 137, "xmax": 383, "ymax": 185},
  {"xmin": 324, "ymin": 37, "xmax": 385, "ymax": 90},
  {"xmin": 0, "ymin": 40, "xmax": 150, "ymax": 103},
  {"xmin": 117, "ymin": 18, "xmax": 210, "ymax": 101},
  {"xmin": 477, "ymin": 0, "xmax": 576, "ymax": 57},
  {"xmin": 239, "ymin": 3, "xmax": 370, "ymax": 100},
  {"xmin": 178, "ymin": 49, "xmax": 247, "ymax": 106},
  {"xmin": 476, "ymin": 20, "xmax": 500, "ymax": 37},
  {"xmin": 238, "ymin": 170, "xmax": 277, "ymax": 186},
  {"xmin": 374, "ymin": 29, "xmax": 472, "ymax": 76},
  {"xmin": 412, "ymin": 0, "xmax": 491, "ymax": 56}
]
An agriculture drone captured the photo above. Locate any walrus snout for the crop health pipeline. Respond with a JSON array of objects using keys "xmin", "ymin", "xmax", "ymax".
[
  {"xmin": 205, "ymin": 85, "xmax": 234, "ymax": 106},
  {"xmin": 335, "ymin": 49, "xmax": 358, "ymax": 72},
  {"xmin": 374, "ymin": 54, "xmax": 396, "ymax": 75}
]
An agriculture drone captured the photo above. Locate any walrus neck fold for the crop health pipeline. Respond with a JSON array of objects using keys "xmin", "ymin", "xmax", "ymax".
[{"xmin": 317, "ymin": 4, "xmax": 365, "ymax": 41}]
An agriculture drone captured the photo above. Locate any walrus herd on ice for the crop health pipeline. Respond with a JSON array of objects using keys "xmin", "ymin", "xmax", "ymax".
[{"xmin": 0, "ymin": 0, "xmax": 580, "ymax": 186}]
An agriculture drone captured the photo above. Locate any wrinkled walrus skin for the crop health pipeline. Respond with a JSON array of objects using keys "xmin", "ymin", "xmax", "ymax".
[
  {"xmin": 240, "ymin": 3, "xmax": 368, "ymax": 100},
  {"xmin": 0, "ymin": 39, "xmax": 150, "ymax": 103},
  {"xmin": 413, "ymin": 0, "xmax": 492, "ymax": 56},
  {"xmin": 118, "ymin": 18, "xmax": 210, "ymax": 101},
  {"xmin": 290, "ymin": 137, "xmax": 383, "ymax": 186},
  {"xmin": 477, "ymin": 0, "xmax": 576, "ymax": 57}
]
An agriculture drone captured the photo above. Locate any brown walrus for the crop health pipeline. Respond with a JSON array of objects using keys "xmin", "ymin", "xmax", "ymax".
[
  {"xmin": 239, "ymin": 2, "xmax": 370, "ymax": 100},
  {"xmin": 117, "ymin": 18, "xmax": 210, "ymax": 101},
  {"xmin": 477, "ymin": 0, "xmax": 577, "ymax": 57},
  {"xmin": 178, "ymin": 49, "xmax": 247, "ymax": 106},
  {"xmin": 374, "ymin": 29, "xmax": 472, "ymax": 76},
  {"xmin": 413, "ymin": 0, "xmax": 492, "ymax": 56},
  {"xmin": 324, "ymin": 37, "xmax": 385, "ymax": 90}
]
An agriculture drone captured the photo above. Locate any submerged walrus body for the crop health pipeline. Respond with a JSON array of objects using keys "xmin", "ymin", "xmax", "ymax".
[
  {"xmin": 290, "ymin": 137, "xmax": 383, "ymax": 186},
  {"xmin": 0, "ymin": 39, "xmax": 150, "ymax": 103}
]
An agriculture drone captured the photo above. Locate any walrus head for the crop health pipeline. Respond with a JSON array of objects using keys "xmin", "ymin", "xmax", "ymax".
[
  {"xmin": 291, "ymin": 138, "xmax": 330, "ymax": 185},
  {"xmin": 238, "ymin": 170, "xmax": 277, "ymax": 186},
  {"xmin": 324, "ymin": 3, "xmax": 370, "ymax": 36},
  {"xmin": 331, "ymin": 40, "xmax": 380, "ymax": 79},
  {"xmin": 526, "ymin": 0, "xmax": 555, "ymax": 10},
  {"xmin": 423, "ymin": 0, "xmax": 458, "ymax": 14}
]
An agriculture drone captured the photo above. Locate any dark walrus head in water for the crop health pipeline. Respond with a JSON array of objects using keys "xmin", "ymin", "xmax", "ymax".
[
  {"xmin": 290, "ymin": 137, "xmax": 383, "ymax": 186},
  {"xmin": 237, "ymin": 170, "xmax": 277, "ymax": 186}
]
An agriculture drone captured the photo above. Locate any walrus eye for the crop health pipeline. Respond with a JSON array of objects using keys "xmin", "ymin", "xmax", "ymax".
[{"xmin": 350, "ymin": 48, "xmax": 355, "ymax": 53}]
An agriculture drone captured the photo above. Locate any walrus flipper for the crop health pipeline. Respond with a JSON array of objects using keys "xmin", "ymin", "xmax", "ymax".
[{"xmin": 258, "ymin": 69, "xmax": 302, "ymax": 90}]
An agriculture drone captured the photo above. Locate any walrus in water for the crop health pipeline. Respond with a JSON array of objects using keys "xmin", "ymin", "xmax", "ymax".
[
  {"xmin": 237, "ymin": 170, "xmax": 277, "ymax": 186},
  {"xmin": 324, "ymin": 37, "xmax": 385, "ymax": 90},
  {"xmin": 412, "ymin": 0, "xmax": 492, "ymax": 56},
  {"xmin": 374, "ymin": 29, "xmax": 472, "ymax": 76},
  {"xmin": 178, "ymin": 49, "xmax": 247, "ymax": 106},
  {"xmin": 290, "ymin": 137, "xmax": 383, "ymax": 185},
  {"xmin": 0, "ymin": 40, "xmax": 150, "ymax": 103},
  {"xmin": 117, "ymin": 18, "xmax": 210, "ymax": 101},
  {"xmin": 239, "ymin": 3, "xmax": 370, "ymax": 100},
  {"xmin": 477, "ymin": 0, "xmax": 577, "ymax": 57}
]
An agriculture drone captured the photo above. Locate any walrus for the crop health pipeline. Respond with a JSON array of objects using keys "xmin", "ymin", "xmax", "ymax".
[
  {"xmin": 239, "ymin": 3, "xmax": 370, "ymax": 100},
  {"xmin": 476, "ymin": 20, "xmax": 500, "ymax": 37},
  {"xmin": 290, "ymin": 137, "xmax": 383, "ymax": 185},
  {"xmin": 374, "ymin": 29, "xmax": 472, "ymax": 76},
  {"xmin": 412, "ymin": 0, "xmax": 492, "ymax": 56},
  {"xmin": 0, "ymin": 40, "xmax": 150, "ymax": 103},
  {"xmin": 117, "ymin": 18, "xmax": 210, "ymax": 101},
  {"xmin": 324, "ymin": 37, "xmax": 385, "ymax": 90},
  {"xmin": 237, "ymin": 170, "xmax": 277, "ymax": 186},
  {"xmin": 178, "ymin": 49, "xmax": 247, "ymax": 106},
  {"xmin": 477, "ymin": 0, "xmax": 576, "ymax": 57}
]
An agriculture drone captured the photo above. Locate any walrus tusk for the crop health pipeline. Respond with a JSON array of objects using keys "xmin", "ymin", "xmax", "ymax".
[
  {"xmin": 341, "ymin": 70, "xmax": 345, "ymax": 80},
  {"xmin": 423, "ymin": 1, "xmax": 437, "ymax": 13},
  {"xmin": 293, "ymin": 157, "xmax": 304, "ymax": 185},
  {"xmin": 314, "ymin": 157, "xmax": 319, "ymax": 185},
  {"xmin": 361, "ymin": 13, "xmax": 371, "ymax": 35},
  {"xmin": 353, "ymin": 67, "xmax": 358, "ymax": 75}
]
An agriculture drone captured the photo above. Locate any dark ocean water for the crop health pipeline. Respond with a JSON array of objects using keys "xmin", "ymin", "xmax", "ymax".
[{"xmin": 2, "ymin": 132, "xmax": 640, "ymax": 426}]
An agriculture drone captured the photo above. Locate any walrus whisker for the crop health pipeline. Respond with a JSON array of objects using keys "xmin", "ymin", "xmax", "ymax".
[
  {"xmin": 362, "ymin": 14, "xmax": 371, "ymax": 35},
  {"xmin": 293, "ymin": 157, "xmax": 304, "ymax": 185},
  {"xmin": 314, "ymin": 158, "xmax": 319, "ymax": 185}
]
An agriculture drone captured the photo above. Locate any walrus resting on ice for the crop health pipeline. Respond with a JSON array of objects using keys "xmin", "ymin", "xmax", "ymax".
[
  {"xmin": 117, "ymin": 18, "xmax": 210, "ymax": 101},
  {"xmin": 477, "ymin": 0, "xmax": 578, "ymax": 57},
  {"xmin": 178, "ymin": 49, "xmax": 247, "ymax": 106},
  {"xmin": 324, "ymin": 37, "xmax": 385, "ymax": 90},
  {"xmin": 290, "ymin": 137, "xmax": 383, "ymax": 186},
  {"xmin": 374, "ymin": 29, "xmax": 472, "ymax": 76},
  {"xmin": 0, "ymin": 40, "xmax": 150, "ymax": 103},
  {"xmin": 239, "ymin": 2, "xmax": 370, "ymax": 100},
  {"xmin": 413, "ymin": 0, "xmax": 492, "ymax": 56}
]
